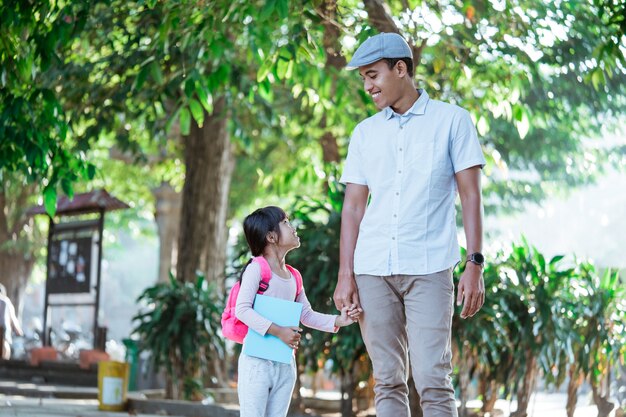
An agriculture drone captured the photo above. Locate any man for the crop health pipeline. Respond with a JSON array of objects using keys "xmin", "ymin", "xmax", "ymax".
[
  {"xmin": 0, "ymin": 284, "xmax": 23, "ymax": 359},
  {"xmin": 333, "ymin": 32, "xmax": 486, "ymax": 417}
]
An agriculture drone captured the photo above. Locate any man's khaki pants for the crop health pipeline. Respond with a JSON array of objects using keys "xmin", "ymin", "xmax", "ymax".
[{"xmin": 356, "ymin": 269, "xmax": 457, "ymax": 417}]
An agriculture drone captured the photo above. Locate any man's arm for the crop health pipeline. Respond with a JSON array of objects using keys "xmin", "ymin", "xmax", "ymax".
[
  {"xmin": 455, "ymin": 166, "xmax": 485, "ymax": 319},
  {"xmin": 333, "ymin": 183, "xmax": 369, "ymax": 311}
]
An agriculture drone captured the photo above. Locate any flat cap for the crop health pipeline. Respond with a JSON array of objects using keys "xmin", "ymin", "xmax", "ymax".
[{"xmin": 346, "ymin": 32, "xmax": 412, "ymax": 70}]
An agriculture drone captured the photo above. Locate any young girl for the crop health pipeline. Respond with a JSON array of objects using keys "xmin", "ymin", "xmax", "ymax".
[{"xmin": 235, "ymin": 206, "xmax": 360, "ymax": 417}]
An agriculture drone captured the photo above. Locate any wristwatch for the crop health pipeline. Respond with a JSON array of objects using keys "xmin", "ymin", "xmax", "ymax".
[{"xmin": 467, "ymin": 252, "xmax": 485, "ymax": 267}]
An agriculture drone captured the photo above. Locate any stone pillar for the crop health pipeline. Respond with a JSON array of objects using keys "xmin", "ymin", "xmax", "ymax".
[{"xmin": 152, "ymin": 182, "xmax": 182, "ymax": 283}]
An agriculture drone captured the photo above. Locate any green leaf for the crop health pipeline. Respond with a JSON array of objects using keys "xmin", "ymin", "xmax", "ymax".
[
  {"xmin": 150, "ymin": 61, "xmax": 164, "ymax": 84},
  {"xmin": 133, "ymin": 65, "xmax": 150, "ymax": 91},
  {"xmin": 276, "ymin": 0, "xmax": 289, "ymax": 19},
  {"xmin": 86, "ymin": 164, "xmax": 96, "ymax": 180},
  {"xmin": 43, "ymin": 186, "xmax": 57, "ymax": 217},
  {"xmin": 276, "ymin": 58, "xmax": 289, "ymax": 80},
  {"xmin": 257, "ymin": 56, "xmax": 274, "ymax": 83},
  {"xmin": 179, "ymin": 107, "xmax": 191, "ymax": 135},
  {"xmin": 549, "ymin": 255, "xmax": 565, "ymax": 265},
  {"xmin": 166, "ymin": 107, "xmax": 181, "ymax": 134},
  {"xmin": 61, "ymin": 178, "xmax": 74, "ymax": 199},
  {"xmin": 188, "ymin": 99, "xmax": 204, "ymax": 127},
  {"xmin": 195, "ymin": 84, "xmax": 213, "ymax": 113},
  {"xmin": 260, "ymin": 0, "xmax": 276, "ymax": 20},
  {"xmin": 184, "ymin": 78, "xmax": 195, "ymax": 98},
  {"xmin": 591, "ymin": 70, "xmax": 604, "ymax": 90},
  {"xmin": 16, "ymin": 55, "xmax": 33, "ymax": 82}
]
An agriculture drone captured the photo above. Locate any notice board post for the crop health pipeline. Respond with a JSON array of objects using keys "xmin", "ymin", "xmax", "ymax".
[{"xmin": 29, "ymin": 189, "xmax": 129, "ymax": 350}]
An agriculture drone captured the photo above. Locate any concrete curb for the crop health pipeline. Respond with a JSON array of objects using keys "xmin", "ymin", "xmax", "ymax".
[
  {"xmin": 128, "ymin": 398, "xmax": 241, "ymax": 417},
  {"xmin": 0, "ymin": 380, "xmax": 97, "ymax": 399}
]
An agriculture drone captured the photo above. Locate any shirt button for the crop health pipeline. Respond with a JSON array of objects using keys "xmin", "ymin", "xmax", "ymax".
[
  {"xmin": 399, "ymin": 148, "xmax": 403, "ymax": 151},
  {"xmin": 400, "ymin": 126, "xmax": 404, "ymax": 130},
  {"xmin": 398, "ymin": 170, "xmax": 402, "ymax": 174},
  {"xmin": 392, "ymin": 237, "xmax": 396, "ymax": 240},
  {"xmin": 395, "ymin": 192, "xmax": 399, "ymax": 196},
  {"xmin": 393, "ymin": 214, "xmax": 397, "ymax": 217}
]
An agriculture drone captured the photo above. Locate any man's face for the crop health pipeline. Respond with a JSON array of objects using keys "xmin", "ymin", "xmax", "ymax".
[{"xmin": 358, "ymin": 60, "xmax": 403, "ymax": 110}]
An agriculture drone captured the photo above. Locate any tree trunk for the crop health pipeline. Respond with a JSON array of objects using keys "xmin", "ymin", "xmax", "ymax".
[
  {"xmin": 362, "ymin": 0, "xmax": 426, "ymax": 65},
  {"xmin": 204, "ymin": 344, "xmax": 226, "ymax": 388},
  {"xmin": 165, "ymin": 371, "xmax": 174, "ymax": 399},
  {"xmin": 511, "ymin": 353, "xmax": 537, "ymax": 417},
  {"xmin": 590, "ymin": 372, "xmax": 614, "ymax": 417},
  {"xmin": 317, "ymin": 0, "xmax": 343, "ymax": 172},
  {"xmin": 177, "ymin": 96, "xmax": 234, "ymax": 287},
  {"xmin": 480, "ymin": 377, "xmax": 499, "ymax": 414},
  {"xmin": 0, "ymin": 184, "xmax": 37, "ymax": 315},
  {"xmin": 175, "ymin": 97, "xmax": 233, "ymax": 390},
  {"xmin": 566, "ymin": 365, "xmax": 583, "ymax": 417},
  {"xmin": 200, "ymin": 98, "xmax": 234, "ymax": 294},
  {"xmin": 153, "ymin": 182, "xmax": 182, "ymax": 283},
  {"xmin": 0, "ymin": 249, "xmax": 34, "ymax": 316}
]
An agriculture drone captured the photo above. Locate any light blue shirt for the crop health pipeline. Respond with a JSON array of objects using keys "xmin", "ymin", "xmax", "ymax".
[{"xmin": 340, "ymin": 89, "xmax": 486, "ymax": 275}]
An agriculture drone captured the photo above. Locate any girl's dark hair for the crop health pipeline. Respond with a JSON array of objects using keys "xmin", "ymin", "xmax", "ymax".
[
  {"xmin": 243, "ymin": 206, "xmax": 287, "ymax": 256},
  {"xmin": 384, "ymin": 57, "xmax": 414, "ymax": 77},
  {"xmin": 238, "ymin": 206, "xmax": 287, "ymax": 282}
]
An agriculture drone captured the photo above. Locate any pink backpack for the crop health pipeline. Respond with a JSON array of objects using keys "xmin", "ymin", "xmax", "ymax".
[{"xmin": 221, "ymin": 256, "xmax": 303, "ymax": 344}]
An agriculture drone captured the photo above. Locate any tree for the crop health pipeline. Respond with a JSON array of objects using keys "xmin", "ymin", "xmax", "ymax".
[
  {"xmin": 0, "ymin": 1, "xmax": 103, "ymax": 313},
  {"xmin": 0, "ymin": 1, "xmax": 99, "ymax": 214},
  {"xmin": 562, "ymin": 263, "xmax": 626, "ymax": 417}
]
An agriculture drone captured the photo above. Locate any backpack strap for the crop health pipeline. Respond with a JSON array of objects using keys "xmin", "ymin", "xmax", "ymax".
[
  {"xmin": 285, "ymin": 264, "xmax": 303, "ymax": 299},
  {"xmin": 252, "ymin": 257, "xmax": 303, "ymax": 299},
  {"xmin": 252, "ymin": 256, "xmax": 273, "ymax": 294}
]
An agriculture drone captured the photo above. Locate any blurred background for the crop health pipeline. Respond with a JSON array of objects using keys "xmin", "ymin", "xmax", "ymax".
[{"xmin": 1, "ymin": 1, "xmax": 625, "ymax": 416}]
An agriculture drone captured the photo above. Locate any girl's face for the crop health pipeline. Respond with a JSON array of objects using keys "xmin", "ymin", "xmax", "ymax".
[{"xmin": 277, "ymin": 217, "xmax": 300, "ymax": 250}]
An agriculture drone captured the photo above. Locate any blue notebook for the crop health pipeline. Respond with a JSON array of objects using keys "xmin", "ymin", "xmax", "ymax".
[{"xmin": 242, "ymin": 294, "xmax": 303, "ymax": 364}]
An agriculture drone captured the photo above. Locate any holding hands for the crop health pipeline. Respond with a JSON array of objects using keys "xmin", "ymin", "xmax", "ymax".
[
  {"xmin": 335, "ymin": 304, "xmax": 362, "ymax": 327},
  {"xmin": 270, "ymin": 304, "xmax": 361, "ymax": 351}
]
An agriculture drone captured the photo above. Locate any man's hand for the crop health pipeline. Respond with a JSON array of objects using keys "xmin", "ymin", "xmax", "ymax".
[
  {"xmin": 333, "ymin": 271, "xmax": 361, "ymax": 311},
  {"xmin": 456, "ymin": 263, "xmax": 485, "ymax": 319}
]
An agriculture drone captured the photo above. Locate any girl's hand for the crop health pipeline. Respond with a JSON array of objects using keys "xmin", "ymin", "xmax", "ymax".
[
  {"xmin": 269, "ymin": 324, "xmax": 302, "ymax": 349},
  {"xmin": 335, "ymin": 304, "xmax": 362, "ymax": 327}
]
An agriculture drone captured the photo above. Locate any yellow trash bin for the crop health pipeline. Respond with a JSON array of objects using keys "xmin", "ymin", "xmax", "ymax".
[{"xmin": 97, "ymin": 361, "xmax": 129, "ymax": 411}]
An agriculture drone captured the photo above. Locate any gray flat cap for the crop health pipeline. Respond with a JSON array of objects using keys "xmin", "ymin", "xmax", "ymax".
[{"xmin": 346, "ymin": 32, "xmax": 412, "ymax": 70}]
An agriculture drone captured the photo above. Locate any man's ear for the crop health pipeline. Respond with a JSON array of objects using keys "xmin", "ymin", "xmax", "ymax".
[{"xmin": 395, "ymin": 60, "xmax": 408, "ymax": 78}]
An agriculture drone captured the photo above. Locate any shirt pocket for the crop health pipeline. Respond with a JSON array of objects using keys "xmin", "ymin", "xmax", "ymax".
[{"xmin": 404, "ymin": 137, "xmax": 433, "ymax": 175}]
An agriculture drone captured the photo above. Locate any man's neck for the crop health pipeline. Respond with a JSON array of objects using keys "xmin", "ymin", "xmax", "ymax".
[{"xmin": 391, "ymin": 86, "xmax": 420, "ymax": 115}]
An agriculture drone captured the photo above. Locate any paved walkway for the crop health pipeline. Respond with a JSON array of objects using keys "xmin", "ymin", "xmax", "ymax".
[
  {"xmin": 0, "ymin": 392, "xmax": 620, "ymax": 417},
  {"xmin": 0, "ymin": 397, "xmax": 175, "ymax": 417},
  {"xmin": 474, "ymin": 392, "xmax": 619, "ymax": 417}
]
